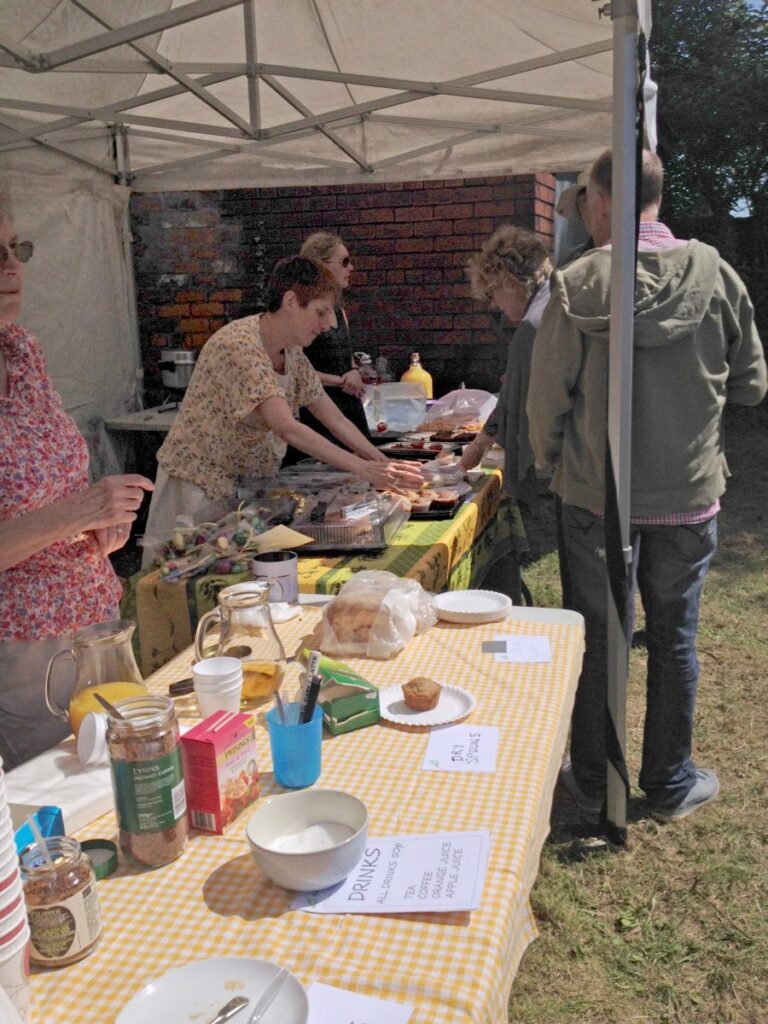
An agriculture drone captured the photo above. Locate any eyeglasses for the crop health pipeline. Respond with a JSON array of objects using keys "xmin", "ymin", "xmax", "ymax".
[
  {"xmin": 326, "ymin": 255, "xmax": 352, "ymax": 268},
  {"xmin": 0, "ymin": 241, "xmax": 33, "ymax": 268}
]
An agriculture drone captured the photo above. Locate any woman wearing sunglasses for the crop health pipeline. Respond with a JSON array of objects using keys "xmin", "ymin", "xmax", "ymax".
[
  {"xmin": 296, "ymin": 231, "xmax": 370, "ymax": 442},
  {"xmin": 0, "ymin": 187, "xmax": 153, "ymax": 769}
]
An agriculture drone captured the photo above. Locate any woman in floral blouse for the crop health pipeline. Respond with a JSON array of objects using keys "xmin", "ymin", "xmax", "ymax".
[
  {"xmin": 0, "ymin": 191, "xmax": 154, "ymax": 770},
  {"xmin": 143, "ymin": 256, "xmax": 422, "ymax": 564}
]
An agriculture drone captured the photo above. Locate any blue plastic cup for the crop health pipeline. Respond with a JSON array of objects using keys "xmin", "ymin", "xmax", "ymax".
[{"xmin": 266, "ymin": 702, "xmax": 322, "ymax": 789}]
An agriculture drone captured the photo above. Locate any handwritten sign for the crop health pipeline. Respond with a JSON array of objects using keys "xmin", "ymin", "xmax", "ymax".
[
  {"xmin": 422, "ymin": 724, "xmax": 498, "ymax": 773},
  {"xmin": 493, "ymin": 634, "xmax": 552, "ymax": 664},
  {"xmin": 294, "ymin": 831, "xmax": 491, "ymax": 915},
  {"xmin": 307, "ymin": 982, "xmax": 413, "ymax": 1023}
]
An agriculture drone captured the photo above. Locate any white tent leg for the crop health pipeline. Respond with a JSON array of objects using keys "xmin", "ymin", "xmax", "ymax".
[
  {"xmin": 606, "ymin": 0, "xmax": 639, "ymax": 837},
  {"xmin": 114, "ymin": 127, "xmax": 140, "ymax": 373}
]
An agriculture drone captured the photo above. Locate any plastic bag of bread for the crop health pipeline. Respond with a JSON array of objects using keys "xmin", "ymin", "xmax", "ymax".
[{"xmin": 319, "ymin": 571, "xmax": 437, "ymax": 659}]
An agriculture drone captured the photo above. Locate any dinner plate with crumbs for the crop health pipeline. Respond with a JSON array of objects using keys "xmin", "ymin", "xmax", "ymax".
[
  {"xmin": 116, "ymin": 957, "xmax": 308, "ymax": 1024},
  {"xmin": 434, "ymin": 590, "xmax": 512, "ymax": 624},
  {"xmin": 378, "ymin": 684, "xmax": 476, "ymax": 727}
]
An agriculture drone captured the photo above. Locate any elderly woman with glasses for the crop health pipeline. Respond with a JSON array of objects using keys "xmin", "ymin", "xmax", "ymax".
[
  {"xmin": 460, "ymin": 225, "xmax": 553, "ymax": 491},
  {"xmin": 0, "ymin": 187, "xmax": 154, "ymax": 770},
  {"xmin": 296, "ymin": 231, "xmax": 370, "ymax": 440},
  {"xmin": 459, "ymin": 225, "xmax": 553, "ymax": 602}
]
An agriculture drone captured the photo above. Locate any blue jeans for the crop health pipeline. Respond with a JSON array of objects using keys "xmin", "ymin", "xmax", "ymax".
[{"xmin": 560, "ymin": 504, "xmax": 718, "ymax": 807}]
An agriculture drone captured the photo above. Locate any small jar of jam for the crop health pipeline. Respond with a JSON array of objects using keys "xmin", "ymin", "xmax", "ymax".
[{"xmin": 21, "ymin": 836, "xmax": 102, "ymax": 967}]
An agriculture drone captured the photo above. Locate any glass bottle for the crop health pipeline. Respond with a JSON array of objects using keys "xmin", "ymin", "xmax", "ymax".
[
  {"xmin": 106, "ymin": 695, "xmax": 188, "ymax": 869},
  {"xmin": 44, "ymin": 619, "xmax": 146, "ymax": 738},
  {"xmin": 400, "ymin": 352, "xmax": 433, "ymax": 399},
  {"xmin": 194, "ymin": 582, "xmax": 287, "ymax": 708},
  {"xmin": 21, "ymin": 836, "xmax": 102, "ymax": 967}
]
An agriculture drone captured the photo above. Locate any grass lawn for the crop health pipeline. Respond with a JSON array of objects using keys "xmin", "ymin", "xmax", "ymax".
[{"xmin": 508, "ymin": 404, "xmax": 767, "ymax": 1024}]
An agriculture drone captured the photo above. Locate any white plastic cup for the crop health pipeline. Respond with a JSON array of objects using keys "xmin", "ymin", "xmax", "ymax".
[
  {"xmin": 195, "ymin": 681, "xmax": 242, "ymax": 719},
  {"xmin": 192, "ymin": 657, "xmax": 243, "ymax": 686},
  {"xmin": 0, "ymin": 913, "xmax": 27, "ymax": 949},
  {"xmin": 0, "ymin": 876, "xmax": 23, "ymax": 933},
  {"xmin": 0, "ymin": 923, "xmax": 31, "ymax": 1024},
  {"xmin": 192, "ymin": 672, "xmax": 242, "ymax": 691}
]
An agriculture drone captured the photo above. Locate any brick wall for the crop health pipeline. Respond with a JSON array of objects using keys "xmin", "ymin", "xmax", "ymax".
[{"xmin": 130, "ymin": 173, "xmax": 556, "ymax": 405}]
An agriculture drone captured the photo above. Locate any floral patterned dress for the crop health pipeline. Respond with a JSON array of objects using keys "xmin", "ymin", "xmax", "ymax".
[
  {"xmin": 0, "ymin": 323, "xmax": 122, "ymax": 641},
  {"xmin": 157, "ymin": 314, "xmax": 325, "ymax": 499}
]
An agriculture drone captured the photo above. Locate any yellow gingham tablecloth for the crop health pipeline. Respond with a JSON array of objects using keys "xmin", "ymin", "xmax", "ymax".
[{"xmin": 32, "ymin": 604, "xmax": 583, "ymax": 1024}]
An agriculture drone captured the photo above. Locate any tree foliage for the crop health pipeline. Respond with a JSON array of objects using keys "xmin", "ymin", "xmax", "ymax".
[
  {"xmin": 652, "ymin": 0, "xmax": 766, "ymax": 217},
  {"xmin": 650, "ymin": 0, "xmax": 767, "ymax": 330}
]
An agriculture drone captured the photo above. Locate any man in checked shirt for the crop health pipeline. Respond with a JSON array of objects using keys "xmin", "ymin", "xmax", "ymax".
[{"xmin": 527, "ymin": 149, "xmax": 766, "ymax": 823}]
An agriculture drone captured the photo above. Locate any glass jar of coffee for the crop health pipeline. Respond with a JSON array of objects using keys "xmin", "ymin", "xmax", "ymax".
[
  {"xmin": 21, "ymin": 836, "xmax": 102, "ymax": 967},
  {"xmin": 106, "ymin": 694, "xmax": 188, "ymax": 868}
]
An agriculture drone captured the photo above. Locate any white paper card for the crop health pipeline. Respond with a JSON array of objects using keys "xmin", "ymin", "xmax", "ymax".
[
  {"xmin": 422, "ymin": 724, "xmax": 498, "ymax": 773},
  {"xmin": 307, "ymin": 982, "xmax": 413, "ymax": 1024},
  {"xmin": 294, "ymin": 831, "xmax": 491, "ymax": 915},
  {"xmin": 493, "ymin": 634, "xmax": 552, "ymax": 663}
]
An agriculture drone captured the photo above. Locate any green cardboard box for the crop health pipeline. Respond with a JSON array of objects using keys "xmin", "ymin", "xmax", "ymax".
[{"xmin": 307, "ymin": 654, "xmax": 380, "ymax": 735}]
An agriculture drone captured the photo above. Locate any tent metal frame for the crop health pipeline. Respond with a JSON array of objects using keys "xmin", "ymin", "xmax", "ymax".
[
  {"xmin": 0, "ymin": 0, "xmax": 645, "ymax": 842},
  {"xmin": 0, "ymin": 0, "xmax": 613, "ymax": 184}
]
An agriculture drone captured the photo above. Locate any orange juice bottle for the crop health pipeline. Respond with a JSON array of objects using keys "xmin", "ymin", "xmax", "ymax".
[{"xmin": 400, "ymin": 352, "xmax": 433, "ymax": 399}]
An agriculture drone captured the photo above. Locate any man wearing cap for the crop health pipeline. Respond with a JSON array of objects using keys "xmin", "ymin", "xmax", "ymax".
[{"xmin": 527, "ymin": 148, "xmax": 766, "ymax": 824}]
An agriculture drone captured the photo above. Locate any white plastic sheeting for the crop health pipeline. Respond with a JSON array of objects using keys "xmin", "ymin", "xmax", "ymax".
[{"xmin": 2, "ymin": 166, "xmax": 135, "ymax": 473}]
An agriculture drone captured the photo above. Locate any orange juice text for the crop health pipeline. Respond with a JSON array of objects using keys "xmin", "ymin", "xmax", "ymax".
[{"xmin": 68, "ymin": 681, "xmax": 148, "ymax": 736}]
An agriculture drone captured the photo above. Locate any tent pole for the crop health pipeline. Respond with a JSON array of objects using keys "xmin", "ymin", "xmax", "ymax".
[
  {"xmin": 605, "ymin": 0, "xmax": 639, "ymax": 837},
  {"xmin": 114, "ymin": 126, "xmax": 141, "ymax": 386}
]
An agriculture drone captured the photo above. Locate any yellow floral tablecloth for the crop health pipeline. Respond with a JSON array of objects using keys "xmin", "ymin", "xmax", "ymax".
[
  {"xmin": 132, "ymin": 472, "xmax": 526, "ymax": 674},
  {"xmin": 33, "ymin": 603, "xmax": 584, "ymax": 1024}
]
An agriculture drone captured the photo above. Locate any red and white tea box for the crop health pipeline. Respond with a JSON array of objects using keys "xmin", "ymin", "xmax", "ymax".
[{"xmin": 181, "ymin": 711, "xmax": 260, "ymax": 834}]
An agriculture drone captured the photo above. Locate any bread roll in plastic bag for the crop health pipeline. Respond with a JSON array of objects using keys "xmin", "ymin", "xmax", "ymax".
[{"xmin": 319, "ymin": 571, "xmax": 437, "ymax": 659}]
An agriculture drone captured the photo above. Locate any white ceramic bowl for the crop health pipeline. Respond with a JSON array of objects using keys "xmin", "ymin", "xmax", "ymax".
[{"xmin": 246, "ymin": 789, "xmax": 368, "ymax": 892}]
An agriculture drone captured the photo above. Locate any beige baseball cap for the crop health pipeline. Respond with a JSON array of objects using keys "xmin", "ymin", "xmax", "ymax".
[{"xmin": 556, "ymin": 170, "xmax": 590, "ymax": 218}]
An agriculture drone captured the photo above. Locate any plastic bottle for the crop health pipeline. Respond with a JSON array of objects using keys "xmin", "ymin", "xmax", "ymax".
[{"xmin": 400, "ymin": 352, "xmax": 433, "ymax": 399}]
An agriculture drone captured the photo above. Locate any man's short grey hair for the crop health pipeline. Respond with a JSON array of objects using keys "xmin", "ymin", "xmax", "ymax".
[{"xmin": 590, "ymin": 149, "xmax": 664, "ymax": 211}]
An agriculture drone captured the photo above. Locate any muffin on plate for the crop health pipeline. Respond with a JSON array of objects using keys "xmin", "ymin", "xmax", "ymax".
[{"xmin": 402, "ymin": 676, "xmax": 442, "ymax": 711}]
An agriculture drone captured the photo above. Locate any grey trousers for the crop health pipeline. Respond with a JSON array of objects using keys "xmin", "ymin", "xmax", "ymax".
[{"xmin": 0, "ymin": 633, "xmax": 74, "ymax": 771}]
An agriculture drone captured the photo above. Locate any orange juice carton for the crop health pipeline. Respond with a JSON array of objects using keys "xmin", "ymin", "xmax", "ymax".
[{"xmin": 181, "ymin": 710, "xmax": 259, "ymax": 834}]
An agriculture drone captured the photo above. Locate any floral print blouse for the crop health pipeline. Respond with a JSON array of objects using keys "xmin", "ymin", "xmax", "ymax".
[
  {"xmin": 158, "ymin": 314, "xmax": 325, "ymax": 499},
  {"xmin": 0, "ymin": 324, "xmax": 122, "ymax": 641}
]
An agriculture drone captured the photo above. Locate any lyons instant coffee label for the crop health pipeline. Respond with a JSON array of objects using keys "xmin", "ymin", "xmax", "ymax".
[{"xmin": 111, "ymin": 748, "xmax": 186, "ymax": 833}]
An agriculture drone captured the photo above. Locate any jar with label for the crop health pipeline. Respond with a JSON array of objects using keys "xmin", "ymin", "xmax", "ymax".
[
  {"xmin": 106, "ymin": 694, "xmax": 188, "ymax": 869},
  {"xmin": 21, "ymin": 836, "xmax": 102, "ymax": 967}
]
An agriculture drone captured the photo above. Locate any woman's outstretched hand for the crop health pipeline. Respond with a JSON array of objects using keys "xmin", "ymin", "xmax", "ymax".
[{"xmin": 359, "ymin": 458, "xmax": 424, "ymax": 490}]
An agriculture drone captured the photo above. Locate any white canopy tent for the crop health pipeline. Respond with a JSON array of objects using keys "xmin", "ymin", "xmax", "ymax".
[
  {"xmin": 1, "ymin": 0, "xmax": 654, "ymax": 833},
  {"xmin": 0, "ymin": 0, "xmax": 620, "ymax": 439}
]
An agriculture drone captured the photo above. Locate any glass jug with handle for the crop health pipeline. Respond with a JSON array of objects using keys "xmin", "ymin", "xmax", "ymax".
[
  {"xmin": 45, "ymin": 619, "xmax": 146, "ymax": 738},
  {"xmin": 194, "ymin": 582, "xmax": 286, "ymax": 709}
]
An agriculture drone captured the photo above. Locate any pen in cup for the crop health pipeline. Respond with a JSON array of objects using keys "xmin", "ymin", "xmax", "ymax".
[{"xmin": 298, "ymin": 650, "xmax": 321, "ymax": 724}]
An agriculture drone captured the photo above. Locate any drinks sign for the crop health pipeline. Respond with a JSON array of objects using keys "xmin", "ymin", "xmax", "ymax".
[{"xmin": 294, "ymin": 831, "xmax": 491, "ymax": 915}]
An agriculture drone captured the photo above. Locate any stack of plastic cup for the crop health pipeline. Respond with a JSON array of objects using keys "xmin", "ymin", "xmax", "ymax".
[
  {"xmin": 192, "ymin": 657, "xmax": 244, "ymax": 718},
  {"xmin": 0, "ymin": 757, "xmax": 31, "ymax": 1024}
]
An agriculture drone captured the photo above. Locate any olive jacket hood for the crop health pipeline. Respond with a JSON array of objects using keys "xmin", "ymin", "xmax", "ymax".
[{"xmin": 527, "ymin": 237, "xmax": 766, "ymax": 515}]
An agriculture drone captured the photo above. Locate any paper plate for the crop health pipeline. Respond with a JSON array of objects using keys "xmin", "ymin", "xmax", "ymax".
[
  {"xmin": 378, "ymin": 684, "xmax": 476, "ymax": 727},
  {"xmin": 116, "ymin": 957, "xmax": 308, "ymax": 1024},
  {"xmin": 434, "ymin": 590, "xmax": 511, "ymax": 624}
]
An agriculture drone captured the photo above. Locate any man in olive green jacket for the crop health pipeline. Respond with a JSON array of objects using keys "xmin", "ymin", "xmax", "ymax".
[{"xmin": 528, "ymin": 149, "xmax": 766, "ymax": 823}]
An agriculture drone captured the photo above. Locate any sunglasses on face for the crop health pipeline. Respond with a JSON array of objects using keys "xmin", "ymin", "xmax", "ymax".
[
  {"xmin": 327, "ymin": 255, "xmax": 352, "ymax": 268},
  {"xmin": 0, "ymin": 240, "xmax": 33, "ymax": 268}
]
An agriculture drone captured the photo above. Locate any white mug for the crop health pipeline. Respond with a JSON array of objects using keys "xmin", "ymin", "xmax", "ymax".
[{"xmin": 250, "ymin": 550, "xmax": 299, "ymax": 604}]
